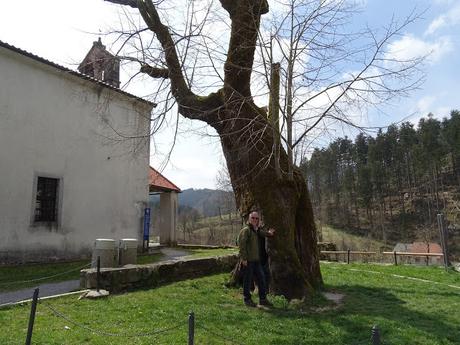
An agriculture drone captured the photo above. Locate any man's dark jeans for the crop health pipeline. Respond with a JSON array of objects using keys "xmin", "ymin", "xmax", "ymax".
[{"xmin": 243, "ymin": 261, "xmax": 266, "ymax": 301}]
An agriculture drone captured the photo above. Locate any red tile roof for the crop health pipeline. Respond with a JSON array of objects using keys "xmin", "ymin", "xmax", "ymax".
[
  {"xmin": 410, "ymin": 242, "xmax": 443, "ymax": 253},
  {"xmin": 149, "ymin": 166, "xmax": 181, "ymax": 193}
]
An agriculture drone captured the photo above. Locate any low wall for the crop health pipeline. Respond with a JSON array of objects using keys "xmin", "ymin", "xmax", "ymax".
[
  {"xmin": 80, "ymin": 254, "xmax": 239, "ymax": 292},
  {"xmin": 318, "ymin": 242, "xmax": 337, "ymax": 260}
]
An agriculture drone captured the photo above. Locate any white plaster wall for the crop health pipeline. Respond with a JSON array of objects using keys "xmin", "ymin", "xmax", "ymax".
[
  {"xmin": 159, "ymin": 192, "xmax": 178, "ymax": 246},
  {"xmin": 0, "ymin": 46, "xmax": 152, "ymax": 260}
]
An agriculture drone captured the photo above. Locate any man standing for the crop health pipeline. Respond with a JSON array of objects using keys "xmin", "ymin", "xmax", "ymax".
[{"xmin": 238, "ymin": 211, "xmax": 275, "ymax": 307}]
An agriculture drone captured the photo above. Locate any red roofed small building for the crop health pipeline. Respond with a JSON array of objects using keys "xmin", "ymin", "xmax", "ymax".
[
  {"xmin": 149, "ymin": 167, "xmax": 181, "ymax": 246},
  {"xmin": 394, "ymin": 242, "xmax": 443, "ymax": 265},
  {"xmin": 410, "ymin": 242, "xmax": 443, "ymax": 254},
  {"xmin": 149, "ymin": 167, "xmax": 181, "ymax": 193},
  {"xmin": 410, "ymin": 242, "xmax": 443, "ymax": 265}
]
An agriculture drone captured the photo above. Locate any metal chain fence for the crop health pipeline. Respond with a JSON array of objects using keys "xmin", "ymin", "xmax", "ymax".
[
  {"xmin": 6, "ymin": 287, "xmax": 392, "ymax": 345},
  {"xmin": 0, "ymin": 262, "xmax": 91, "ymax": 287},
  {"xmin": 41, "ymin": 301, "xmax": 186, "ymax": 338}
]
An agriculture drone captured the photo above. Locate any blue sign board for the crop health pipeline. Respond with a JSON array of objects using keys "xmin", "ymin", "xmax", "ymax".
[{"xmin": 143, "ymin": 207, "xmax": 151, "ymax": 241}]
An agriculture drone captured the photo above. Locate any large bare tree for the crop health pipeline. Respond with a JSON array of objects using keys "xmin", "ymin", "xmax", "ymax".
[{"xmin": 104, "ymin": 0, "xmax": 423, "ymax": 299}]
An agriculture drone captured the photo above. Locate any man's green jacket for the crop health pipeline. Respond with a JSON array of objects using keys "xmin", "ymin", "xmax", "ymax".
[{"xmin": 238, "ymin": 224, "xmax": 270, "ymax": 262}]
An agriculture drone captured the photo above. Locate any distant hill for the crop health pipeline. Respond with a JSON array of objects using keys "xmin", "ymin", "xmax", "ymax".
[{"xmin": 150, "ymin": 188, "xmax": 235, "ymax": 217}]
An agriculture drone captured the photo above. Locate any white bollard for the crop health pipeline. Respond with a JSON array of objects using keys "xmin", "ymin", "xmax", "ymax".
[
  {"xmin": 119, "ymin": 238, "xmax": 138, "ymax": 266},
  {"xmin": 91, "ymin": 239, "xmax": 117, "ymax": 268}
]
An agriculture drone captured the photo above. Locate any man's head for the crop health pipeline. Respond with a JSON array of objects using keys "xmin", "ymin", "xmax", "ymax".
[{"xmin": 248, "ymin": 211, "xmax": 260, "ymax": 228}]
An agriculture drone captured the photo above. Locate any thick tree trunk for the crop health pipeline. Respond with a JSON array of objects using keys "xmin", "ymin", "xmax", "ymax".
[{"xmin": 220, "ymin": 103, "xmax": 322, "ymax": 299}]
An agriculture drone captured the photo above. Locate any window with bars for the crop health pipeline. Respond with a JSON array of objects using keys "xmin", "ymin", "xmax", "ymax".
[{"xmin": 34, "ymin": 177, "xmax": 59, "ymax": 223}]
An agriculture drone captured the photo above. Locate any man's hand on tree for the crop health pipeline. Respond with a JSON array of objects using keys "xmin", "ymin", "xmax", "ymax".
[
  {"xmin": 267, "ymin": 228, "xmax": 275, "ymax": 236},
  {"xmin": 241, "ymin": 260, "xmax": 248, "ymax": 266}
]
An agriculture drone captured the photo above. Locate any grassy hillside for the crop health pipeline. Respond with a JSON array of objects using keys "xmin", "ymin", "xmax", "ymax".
[
  {"xmin": 179, "ymin": 214, "xmax": 392, "ymax": 251},
  {"xmin": 319, "ymin": 224, "xmax": 390, "ymax": 251},
  {"xmin": 150, "ymin": 188, "xmax": 235, "ymax": 217},
  {"xmin": 178, "ymin": 213, "xmax": 241, "ymax": 246}
]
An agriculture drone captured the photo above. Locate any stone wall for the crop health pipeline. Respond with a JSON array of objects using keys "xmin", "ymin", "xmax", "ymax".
[
  {"xmin": 317, "ymin": 242, "xmax": 337, "ymax": 260},
  {"xmin": 80, "ymin": 254, "xmax": 239, "ymax": 292}
]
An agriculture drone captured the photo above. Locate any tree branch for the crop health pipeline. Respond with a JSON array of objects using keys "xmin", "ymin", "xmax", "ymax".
[
  {"xmin": 105, "ymin": 0, "xmax": 224, "ymax": 123},
  {"xmin": 104, "ymin": 0, "xmax": 138, "ymax": 8},
  {"xmin": 140, "ymin": 64, "xmax": 169, "ymax": 79},
  {"xmin": 223, "ymin": 1, "xmax": 268, "ymax": 99}
]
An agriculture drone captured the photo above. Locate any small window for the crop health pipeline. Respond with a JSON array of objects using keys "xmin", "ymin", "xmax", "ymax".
[{"xmin": 34, "ymin": 177, "xmax": 59, "ymax": 223}]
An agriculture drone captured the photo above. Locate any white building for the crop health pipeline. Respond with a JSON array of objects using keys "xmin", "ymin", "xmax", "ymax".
[{"xmin": 0, "ymin": 39, "xmax": 156, "ymax": 263}]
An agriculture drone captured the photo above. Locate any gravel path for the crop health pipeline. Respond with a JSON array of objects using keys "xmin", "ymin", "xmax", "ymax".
[
  {"xmin": 0, "ymin": 247, "xmax": 189, "ymax": 306},
  {"xmin": 159, "ymin": 247, "xmax": 189, "ymax": 260}
]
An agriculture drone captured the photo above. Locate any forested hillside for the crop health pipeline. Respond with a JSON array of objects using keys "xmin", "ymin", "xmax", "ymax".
[
  {"xmin": 150, "ymin": 188, "xmax": 235, "ymax": 217},
  {"xmin": 302, "ymin": 110, "xmax": 460, "ymax": 252}
]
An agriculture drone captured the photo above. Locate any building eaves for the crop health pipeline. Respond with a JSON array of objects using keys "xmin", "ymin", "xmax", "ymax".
[
  {"xmin": 149, "ymin": 166, "xmax": 181, "ymax": 193},
  {"xmin": 0, "ymin": 40, "xmax": 156, "ymax": 108}
]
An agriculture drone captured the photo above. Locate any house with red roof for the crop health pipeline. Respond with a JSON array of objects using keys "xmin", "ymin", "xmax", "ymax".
[{"xmin": 393, "ymin": 242, "xmax": 443, "ymax": 265}]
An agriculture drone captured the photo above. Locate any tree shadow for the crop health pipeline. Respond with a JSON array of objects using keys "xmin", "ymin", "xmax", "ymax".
[{"xmin": 263, "ymin": 284, "xmax": 459, "ymax": 345}]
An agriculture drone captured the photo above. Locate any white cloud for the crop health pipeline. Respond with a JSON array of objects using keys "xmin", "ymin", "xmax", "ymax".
[
  {"xmin": 425, "ymin": 3, "xmax": 460, "ymax": 35},
  {"xmin": 415, "ymin": 95, "xmax": 436, "ymax": 115},
  {"xmin": 407, "ymin": 95, "xmax": 453, "ymax": 125},
  {"xmin": 387, "ymin": 34, "xmax": 452, "ymax": 64}
]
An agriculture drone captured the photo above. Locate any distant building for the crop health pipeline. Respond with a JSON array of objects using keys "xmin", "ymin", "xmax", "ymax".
[
  {"xmin": 0, "ymin": 39, "xmax": 155, "ymax": 263},
  {"xmin": 410, "ymin": 242, "xmax": 443, "ymax": 265},
  {"xmin": 392, "ymin": 242, "xmax": 443, "ymax": 265}
]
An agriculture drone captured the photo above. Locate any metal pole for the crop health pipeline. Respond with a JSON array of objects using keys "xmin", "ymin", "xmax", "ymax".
[
  {"xmin": 371, "ymin": 325, "xmax": 381, "ymax": 345},
  {"xmin": 347, "ymin": 249, "xmax": 350, "ymax": 264},
  {"xmin": 393, "ymin": 251, "xmax": 397, "ymax": 266},
  {"xmin": 437, "ymin": 213, "xmax": 450, "ymax": 270},
  {"xmin": 188, "ymin": 311, "xmax": 195, "ymax": 345},
  {"xmin": 25, "ymin": 288, "xmax": 39, "ymax": 345},
  {"xmin": 96, "ymin": 256, "xmax": 101, "ymax": 292}
]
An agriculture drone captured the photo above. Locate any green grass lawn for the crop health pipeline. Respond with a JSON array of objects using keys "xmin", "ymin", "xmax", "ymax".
[{"xmin": 1, "ymin": 262, "xmax": 458, "ymax": 344}]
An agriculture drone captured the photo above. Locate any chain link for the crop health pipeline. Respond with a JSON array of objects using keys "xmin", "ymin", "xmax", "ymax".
[
  {"xmin": 41, "ymin": 301, "xmax": 185, "ymax": 338},
  {"xmin": 0, "ymin": 262, "xmax": 91, "ymax": 286},
  {"xmin": 198, "ymin": 322, "xmax": 246, "ymax": 345}
]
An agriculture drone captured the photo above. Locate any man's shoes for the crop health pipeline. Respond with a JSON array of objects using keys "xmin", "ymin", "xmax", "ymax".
[
  {"xmin": 244, "ymin": 299, "xmax": 257, "ymax": 307},
  {"xmin": 259, "ymin": 299, "xmax": 273, "ymax": 307}
]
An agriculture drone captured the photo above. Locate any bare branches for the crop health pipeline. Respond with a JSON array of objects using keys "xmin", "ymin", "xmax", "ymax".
[
  {"xmin": 136, "ymin": 0, "xmax": 191, "ymax": 97},
  {"xmin": 256, "ymin": 0, "xmax": 426, "ymax": 165},
  {"xmin": 105, "ymin": 0, "xmax": 234, "ymax": 125},
  {"xmin": 104, "ymin": 0, "xmax": 425, "ymax": 181}
]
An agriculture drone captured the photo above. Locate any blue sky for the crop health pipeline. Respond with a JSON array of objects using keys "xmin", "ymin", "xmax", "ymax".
[
  {"xmin": 1, "ymin": 0, "xmax": 459, "ymax": 188},
  {"xmin": 360, "ymin": 0, "xmax": 460, "ymax": 125}
]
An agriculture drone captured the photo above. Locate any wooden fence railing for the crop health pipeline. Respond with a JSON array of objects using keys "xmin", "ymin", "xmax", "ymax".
[{"xmin": 321, "ymin": 250, "xmax": 444, "ymax": 266}]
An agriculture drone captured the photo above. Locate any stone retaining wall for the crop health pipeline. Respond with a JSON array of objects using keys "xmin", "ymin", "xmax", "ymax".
[{"xmin": 80, "ymin": 254, "xmax": 239, "ymax": 292}]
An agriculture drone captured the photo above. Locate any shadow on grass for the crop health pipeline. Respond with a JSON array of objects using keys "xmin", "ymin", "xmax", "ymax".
[{"xmin": 262, "ymin": 284, "xmax": 458, "ymax": 345}]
